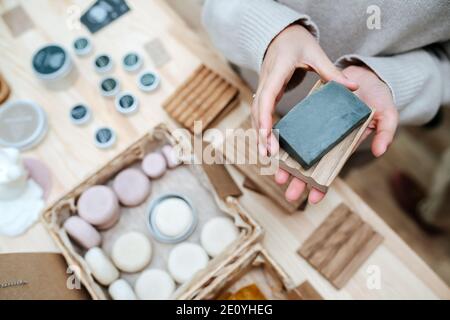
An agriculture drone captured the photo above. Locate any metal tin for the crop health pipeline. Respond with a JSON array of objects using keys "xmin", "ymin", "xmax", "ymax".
[
  {"xmin": 94, "ymin": 127, "xmax": 116, "ymax": 149},
  {"xmin": 32, "ymin": 44, "xmax": 73, "ymax": 81},
  {"xmin": 73, "ymin": 37, "xmax": 92, "ymax": 56},
  {"xmin": 122, "ymin": 52, "xmax": 142, "ymax": 72},
  {"xmin": 0, "ymin": 99, "xmax": 48, "ymax": 150},
  {"xmin": 115, "ymin": 92, "xmax": 139, "ymax": 115},
  {"xmin": 93, "ymin": 54, "xmax": 113, "ymax": 73},
  {"xmin": 69, "ymin": 104, "xmax": 91, "ymax": 125},
  {"xmin": 99, "ymin": 77, "xmax": 120, "ymax": 97},
  {"xmin": 147, "ymin": 194, "xmax": 198, "ymax": 244},
  {"xmin": 137, "ymin": 70, "xmax": 160, "ymax": 92}
]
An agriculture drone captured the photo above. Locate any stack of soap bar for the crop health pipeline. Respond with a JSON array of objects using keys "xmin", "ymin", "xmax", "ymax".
[{"xmin": 274, "ymin": 81, "xmax": 372, "ymax": 169}]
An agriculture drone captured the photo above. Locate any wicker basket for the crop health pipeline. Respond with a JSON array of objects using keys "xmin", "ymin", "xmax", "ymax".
[{"xmin": 41, "ymin": 124, "xmax": 263, "ymax": 300}]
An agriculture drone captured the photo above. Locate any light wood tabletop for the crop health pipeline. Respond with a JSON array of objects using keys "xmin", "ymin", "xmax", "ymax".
[{"xmin": 0, "ymin": 0, "xmax": 449, "ymax": 299}]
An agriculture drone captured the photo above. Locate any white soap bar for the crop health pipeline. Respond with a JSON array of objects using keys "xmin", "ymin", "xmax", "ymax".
[
  {"xmin": 108, "ymin": 279, "xmax": 137, "ymax": 300},
  {"xmin": 135, "ymin": 269, "xmax": 175, "ymax": 300},
  {"xmin": 111, "ymin": 231, "xmax": 152, "ymax": 273},
  {"xmin": 154, "ymin": 197, "xmax": 193, "ymax": 238},
  {"xmin": 200, "ymin": 217, "xmax": 239, "ymax": 257},
  {"xmin": 85, "ymin": 247, "xmax": 119, "ymax": 286},
  {"xmin": 168, "ymin": 242, "xmax": 209, "ymax": 284},
  {"xmin": 0, "ymin": 148, "xmax": 27, "ymax": 200}
]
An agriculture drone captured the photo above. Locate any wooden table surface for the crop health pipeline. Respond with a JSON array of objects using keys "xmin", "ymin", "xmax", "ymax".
[{"xmin": 0, "ymin": 0, "xmax": 448, "ymax": 299}]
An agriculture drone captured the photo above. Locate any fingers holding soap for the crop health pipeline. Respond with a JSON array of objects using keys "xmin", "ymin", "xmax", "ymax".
[
  {"xmin": 371, "ymin": 108, "xmax": 398, "ymax": 157},
  {"xmin": 308, "ymin": 188, "xmax": 325, "ymax": 204},
  {"xmin": 285, "ymin": 178, "xmax": 306, "ymax": 202},
  {"xmin": 274, "ymin": 168, "xmax": 289, "ymax": 185}
]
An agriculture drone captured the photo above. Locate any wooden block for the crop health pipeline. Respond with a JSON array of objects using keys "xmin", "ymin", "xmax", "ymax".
[
  {"xmin": 331, "ymin": 232, "xmax": 383, "ymax": 289},
  {"xmin": 287, "ymin": 281, "xmax": 323, "ymax": 300},
  {"xmin": 321, "ymin": 223, "xmax": 375, "ymax": 281},
  {"xmin": 308, "ymin": 213, "xmax": 362, "ymax": 270},
  {"xmin": 275, "ymin": 81, "xmax": 375, "ymax": 193},
  {"xmin": 0, "ymin": 73, "xmax": 11, "ymax": 104},
  {"xmin": 298, "ymin": 204, "xmax": 383, "ymax": 289},
  {"xmin": 163, "ymin": 64, "xmax": 239, "ymax": 133},
  {"xmin": 298, "ymin": 204, "xmax": 351, "ymax": 259},
  {"xmin": 2, "ymin": 6, "xmax": 34, "ymax": 37}
]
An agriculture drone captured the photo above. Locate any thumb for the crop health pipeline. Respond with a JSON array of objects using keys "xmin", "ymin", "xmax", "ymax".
[{"xmin": 307, "ymin": 50, "xmax": 359, "ymax": 91}]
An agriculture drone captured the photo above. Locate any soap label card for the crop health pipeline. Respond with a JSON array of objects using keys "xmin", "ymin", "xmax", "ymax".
[{"xmin": 80, "ymin": 0, "xmax": 130, "ymax": 34}]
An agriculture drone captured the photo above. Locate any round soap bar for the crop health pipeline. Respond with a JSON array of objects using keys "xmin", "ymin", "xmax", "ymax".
[
  {"xmin": 108, "ymin": 279, "xmax": 137, "ymax": 300},
  {"xmin": 161, "ymin": 145, "xmax": 181, "ymax": 169},
  {"xmin": 111, "ymin": 231, "xmax": 152, "ymax": 273},
  {"xmin": 63, "ymin": 216, "xmax": 101, "ymax": 250},
  {"xmin": 85, "ymin": 247, "xmax": 119, "ymax": 286},
  {"xmin": 154, "ymin": 196, "xmax": 193, "ymax": 238},
  {"xmin": 135, "ymin": 269, "xmax": 175, "ymax": 300},
  {"xmin": 168, "ymin": 242, "xmax": 209, "ymax": 284},
  {"xmin": 112, "ymin": 168, "xmax": 151, "ymax": 207},
  {"xmin": 23, "ymin": 157, "xmax": 52, "ymax": 200},
  {"xmin": 200, "ymin": 217, "xmax": 239, "ymax": 257},
  {"xmin": 77, "ymin": 185, "xmax": 119, "ymax": 230},
  {"xmin": 141, "ymin": 152, "xmax": 167, "ymax": 179}
]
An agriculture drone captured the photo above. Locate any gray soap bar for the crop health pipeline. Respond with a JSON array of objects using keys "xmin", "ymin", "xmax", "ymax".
[{"xmin": 274, "ymin": 81, "xmax": 371, "ymax": 169}]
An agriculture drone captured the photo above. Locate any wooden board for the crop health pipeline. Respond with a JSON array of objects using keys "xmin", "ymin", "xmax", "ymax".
[
  {"xmin": 222, "ymin": 117, "xmax": 306, "ymax": 213},
  {"xmin": 1, "ymin": 5, "xmax": 34, "ymax": 37},
  {"xmin": 298, "ymin": 203, "xmax": 383, "ymax": 289},
  {"xmin": 276, "ymin": 81, "xmax": 375, "ymax": 193},
  {"xmin": 163, "ymin": 64, "xmax": 239, "ymax": 132}
]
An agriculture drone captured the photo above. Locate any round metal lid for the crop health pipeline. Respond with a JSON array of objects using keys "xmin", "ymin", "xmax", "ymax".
[
  {"xmin": 137, "ymin": 71, "xmax": 160, "ymax": 92},
  {"xmin": 115, "ymin": 92, "xmax": 139, "ymax": 115},
  {"xmin": 0, "ymin": 100, "xmax": 48, "ymax": 150},
  {"xmin": 147, "ymin": 194, "xmax": 198, "ymax": 244},
  {"xmin": 32, "ymin": 44, "xmax": 72, "ymax": 80},
  {"xmin": 94, "ymin": 127, "xmax": 116, "ymax": 149}
]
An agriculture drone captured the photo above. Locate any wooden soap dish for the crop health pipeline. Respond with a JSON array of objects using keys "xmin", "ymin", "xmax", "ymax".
[
  {"xmin": 163, "ymin": 64, "xmax": 240, "ymax": 133},
  {"xmin": 276, "ymin": 81, "xmax": 374, "ymax": 193},
  {"xmin": 298, "ymin": 203, "xmax": 383, "ymax": 289}
]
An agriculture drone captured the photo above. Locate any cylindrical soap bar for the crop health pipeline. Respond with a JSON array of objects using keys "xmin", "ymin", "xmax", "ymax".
[
  {"xmin": 112, "ymin": 168, "xmax": 151, "ymax": 206},
  {"xmin": 161, "ymin": 145, "xmax": 181, "ymax": 169},
  {"xmin": 111, "ymin": 231, "xmax": 152, "ymax": 273},
  {"xmin": 134, "ymin": 269, "xmax": 175, "ymax": 300},
  {"xmin": 63, "ymin": 216, "xmax": 101, "ymax": 250},
  {"xmin": 200, "ymin": 217, "xmax": 239, "ymax": 257},
  {"xmin": 154, "ymin": 196, "xmax": 193, "ymax": 238},
  {"xmin": 85, "ymin": 247, "xmax": 119, "ymax": 286},
  {"xmin": 141, "ymin": 152, "xmax": 167, "ymax": 179},
  {"xmin": 77, "ymin": 185, "xmax": 120, "ymax": 230},
  {"xmin": 168, "ymin": 242, "xmax": 209, "ymax": 284},
  {"xmin": 108, "ymin": 279, "xmax": 137, "ymax": 300}
]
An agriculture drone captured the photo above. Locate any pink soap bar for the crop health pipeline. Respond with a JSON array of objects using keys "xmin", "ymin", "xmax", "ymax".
[
  {"xmin": 161, "ymin": 145, "xmax": 181, "ymax": 169},
  {"xmin": 23, "ymin": 158, "xmax": 52, "ymax": 200},
  {"xmin": 63, "ymin": 216, "xmax": 101, "ymax": 249},
  {"xmin": 78, "ymin": 185, "xmax": 120, "ymax": 230},
  {"xmin": 112, "ymin": 168, "xmax": 151, "ymax": 207},
  {"xmin": 142, "ymin": 152, "xmax": 167, "ymax": 179}
]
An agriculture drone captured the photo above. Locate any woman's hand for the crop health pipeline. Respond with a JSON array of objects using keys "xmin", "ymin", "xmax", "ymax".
[{"xmin": 274, "ymin": 65, "xmax": 399, "ymax": 204}]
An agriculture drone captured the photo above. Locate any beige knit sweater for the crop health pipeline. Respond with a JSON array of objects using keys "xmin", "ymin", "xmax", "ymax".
[{"xmin": 203, "ymin": 0, "xmax": 450, "ymax": 125}]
